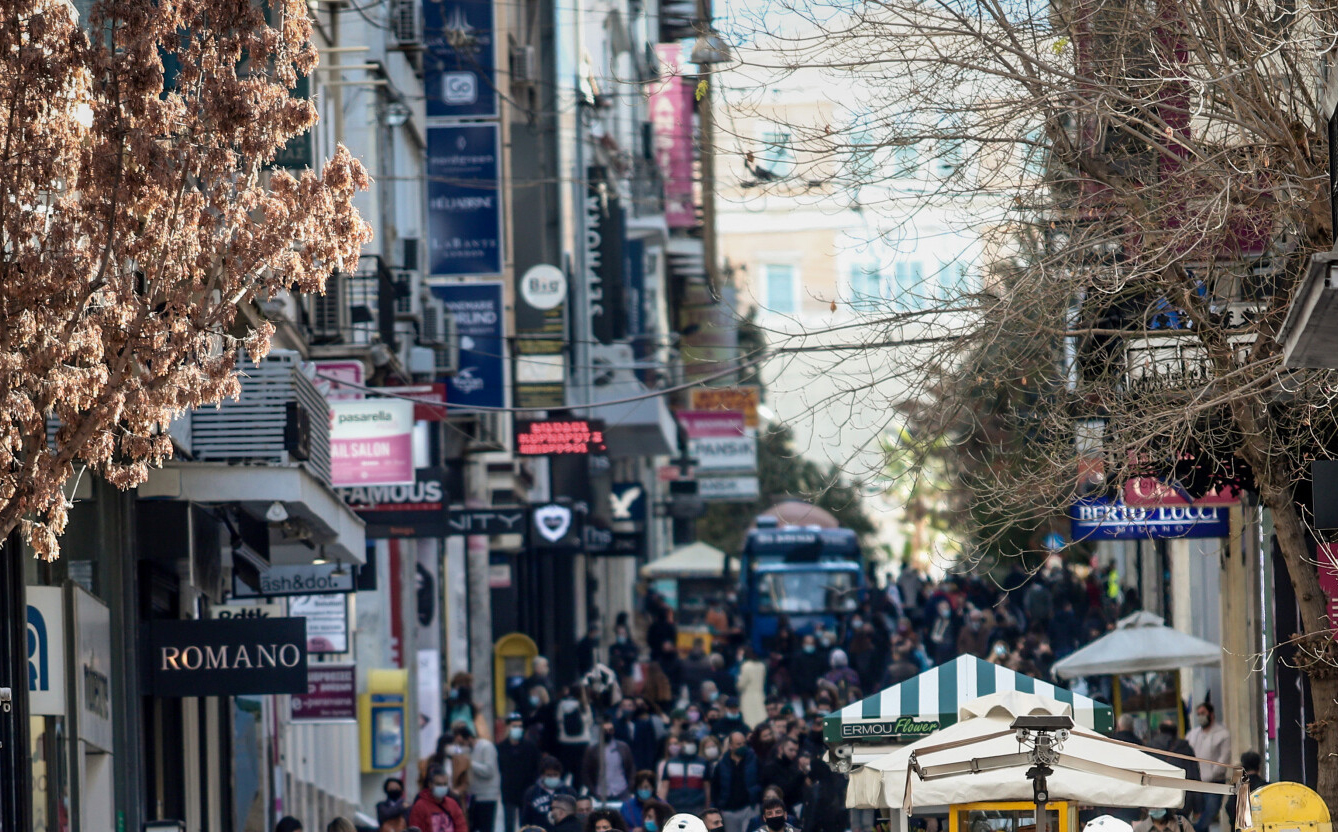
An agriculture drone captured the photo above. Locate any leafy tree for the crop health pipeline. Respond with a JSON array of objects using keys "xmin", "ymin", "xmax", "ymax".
[{"xmin": 0, "ymin": 0, "xmax": 370, "ymax": 558}]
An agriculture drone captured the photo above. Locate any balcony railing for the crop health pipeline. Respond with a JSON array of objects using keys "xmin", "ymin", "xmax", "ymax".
[{"xmin": 305, "ymin": 255, "xmax": 403, "ymax": 349}]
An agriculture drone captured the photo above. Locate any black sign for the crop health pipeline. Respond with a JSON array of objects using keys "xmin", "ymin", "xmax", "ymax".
[
  {"xmin": 585, "ymin": 167, "xmax": 627, "ymax": 344},
  {"xmin": 531, "ymin": 503, "xmax": 584, "ymax": 549},
  {"xmin": 586, "ymin": 527, "xmax": 643, "ymax": 557},
  {"xmin": 336, "ymin": 467, "xmax": 449, "ymax": 538},
  {"xmin": 144, "ymin": 618, "xmax": 308, "ymax": 697},
  {"xmin": 515, "ymin": 419, "xmax": 607, "ymax": 455},
  {"xmin": 446, "ymin": 506, "xmax": 527, "ymax": 537}
]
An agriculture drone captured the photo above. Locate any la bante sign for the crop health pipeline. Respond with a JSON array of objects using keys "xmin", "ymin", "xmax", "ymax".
[{"xmin": 144, "ymin": 618, "xmax": 308, "ymax": 697}]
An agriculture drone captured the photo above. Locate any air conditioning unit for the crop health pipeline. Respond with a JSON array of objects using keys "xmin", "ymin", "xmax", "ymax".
[
  {"xmin": 390, "ymin": 0, "xmax": 419, "ymax": 44},
  {"xmin": 510, "ymin": 43, "xmax": 537, "ymax": 85},
  {"xmin": 420, "ymin": 294, "xmax": 449, "ymax": 345},
  {"xmin": 393, "ymin": 270, "xmax": 417, "ymax": 318},
  {"xmin": 307, "ymin": 273, "xmax": 347, "ymax": 342}
]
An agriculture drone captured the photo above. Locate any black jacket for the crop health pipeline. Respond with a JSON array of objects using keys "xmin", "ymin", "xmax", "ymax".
[
  {"xmin": 759, "ymin": 755, "xmax": 806, "ymax": 807},
  {"xmin": 551, "ymin": 816, "xmax": 585, "ymax": 832},
  {"xmin": 499, "ymin": 738, "xmax": 543, "ymax": 805}
]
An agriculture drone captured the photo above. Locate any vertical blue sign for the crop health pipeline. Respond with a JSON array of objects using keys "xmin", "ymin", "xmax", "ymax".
[
  {"xmin": 427, "ymin": 125, "xmax": 502, "ymax": 276},
  {"xmin": 423, "ymin": 0, "xmax": 498, "ymax": 118},
  {"xmin": 432, "ymin": 283, "xmax": 505, "ymax": 410}
]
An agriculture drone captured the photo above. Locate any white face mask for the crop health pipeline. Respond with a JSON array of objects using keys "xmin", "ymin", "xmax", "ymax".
[{"xmin": 704, "ymin": 746, "xmax": 720, "ymax": 760}]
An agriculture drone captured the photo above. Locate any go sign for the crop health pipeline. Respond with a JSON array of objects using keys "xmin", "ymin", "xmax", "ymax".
[{"xmin": 520, "ymin": 264, "xmax": 567, "ymax": 311}]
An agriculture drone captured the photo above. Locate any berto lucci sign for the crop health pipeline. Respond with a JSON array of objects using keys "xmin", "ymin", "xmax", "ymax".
[{"xmin": 1070, "ymin": 496, "xmax": 1230, "ymax": 540}]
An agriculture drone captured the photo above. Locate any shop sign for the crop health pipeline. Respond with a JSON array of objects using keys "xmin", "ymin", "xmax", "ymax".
[
  {"xmin": 330, "ymin": 399, "xmax": 415, "ymax": 487},
  {"xmin": 698, "ymin": 476, "xmax": 760, "ymax": 501},
  {"xmin": 289, "ymin": 594, "xmax": 348, "ymax": 654},
  {"xmin": 423, "ymin": 0, "xmax": 497, "ymax": 118},
  {"xmin": 690, "ymin": 386, "xmax": 761, "ymax": 429},
  {"xmin": 1316, "ymin": 544, "xmax": 1338, "ymax": 628},
  {"xmin": 311, "ymin": 360, "xmax": 365, "ymax": 401},
  {"xmin": 232, "ymin": 563, "xmax": 356, "ymax": 599},
  {"xmin": 210, "ymin": 598, "xmax": 287, "ymax": 620},
  {"xmin": 649, "ymin": 44, "xmax": 695, "ymax": 227},
  {"xmin": 585, "ymin": 168, "xmax": 627, "ymax": 344},
  {"xmin": 446, "ymin": 506, "xmax": 526, "ymax": 536},
  {"xmin": 385, "ymin": 383, "xmax": 449, "ymax": 421},
  {"xmin": 72, "ymin": 586, "xmax": 113, "ymax": 752},
  {"xmin": 609, "ymin": 482, "xmax": 646, "ymax": 522},
  {"xmin": 426, "ymin": 125, "xmax": 502, "ymax": 275},
  {"xmin": 144, "ymin": 618, "xmax": 308, "ymax": 697},
  {"xmin": 432, "ymin": 282, "xmax": 506, "ymax": 410},
  {"xmin": 531, "ymin": 503, "xmax": 583, "ymax": 548},
  {"xmin": 838, "ymin": 717, "xmax": 940, "ymax": 740},
  {"xmin": 678, "ymin": 410, "xmax": 746, "ymax": 438},
  {"xmin": 26, "ymin": 586, "xmax": 66, "ymax": 716},
  {"xmin": 291, "ymin": 663, "xmax": 356, "ymax": 722},
  {"xmin": 488, "ymin": 563, "xmax": 512, "ymax": 588},
  {"xmin": 515, "ymin": 418, "xmax": 607, "ymax": 455},
  {"xmin": 336, "ymin": 467, "xmax": 450, "ymax": 539},
  {"xmin": 689, "ymin": 435, "xmax": 758, "ymax": 474},
  {"xmin": 1069, "ymin": 497, "xmax": 1229, "ymax": 540}
]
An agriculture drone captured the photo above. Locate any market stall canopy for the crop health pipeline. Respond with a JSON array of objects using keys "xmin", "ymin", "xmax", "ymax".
[
  {"xmin": 640, "ymin": 542, "xmax": 738, "ymax": 578},
  {"xmin": 825, "ymin": 655, "xmax": 1114, "ymax": 746},
  {"xmin": 846, "ymin": 691, "xmax": 1186, "ymax": 811},
  {"xmin": 1051, "ymin": 611, "xmax": 1220, "ymax": 679}
]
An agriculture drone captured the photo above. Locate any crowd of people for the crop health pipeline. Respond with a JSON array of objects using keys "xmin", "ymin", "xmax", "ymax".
[{"xmin": 287, "ymin": 560, "xmax": 1258, "ymax": 832}]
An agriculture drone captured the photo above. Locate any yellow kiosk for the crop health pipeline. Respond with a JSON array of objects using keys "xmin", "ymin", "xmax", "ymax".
[
  {"xmin": 950, "ymin": 802, "xmax": 1077, "ymax": 832},
  {"xmin": 1247, "ymin": 782, "xmax": 1332, "ymax": 832},
  {"xmin": 493, "ymin": 632, "xmax": 539, "ymax": 717}
]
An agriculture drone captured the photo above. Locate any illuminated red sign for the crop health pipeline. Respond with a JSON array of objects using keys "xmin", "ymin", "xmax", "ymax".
[{"xmin": 515, "ymin": 419, "xmax": 607, "ymax": 455}]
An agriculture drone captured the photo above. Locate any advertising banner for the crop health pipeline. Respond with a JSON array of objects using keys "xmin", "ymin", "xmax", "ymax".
[
  {"xmin": 143, "ymin": 618, "xmax": 308, "ymax": 697},
  {"xmin": 515, "ymin": 419, "xmax": 607, "ymax": 455},
  {"xmin": 311, "ymin": 360, "xmax": 365, "ymax": 401},
  {"xmin": 337, "ymin": 466, "xmax": 450, "ymax": 539},
  {"xmin": 26, "ymin": 586, "xmax": 65, "ymax": 716},
  {"xmin": 1069, "ymin": 497, "xmax": 1230, "ymax": 540},
  {"xmin": 423, "ymin": 0, "xmax": 497, "ymax": 118},
  {"xmin": 291, "ymin": 663, "xmax": 357, "ymax": 723},
  {"xmin": 447, "ymin": 506, "xmax": 526, "ymax": 536},
  {"xmin": 697, "ymin": 476, "xmax": 761, "ymax": 501},
  {"xmin": 432, "ymin": 282, "xmax": 506, "ymax": 410},
  {"xmin": 689, "ymin": 386, "xmax": 761, "ymax": 429},
  {"xmin": 330, "ymin": 399, "xmax": 416, "ymax": 487},
  {"xmin": 72, "ymin": 586, "xmax": 114, "ymax": 752},
  {"xmin": 689, "ymin": 435, "xmax": 758, "ymax": 474},
  {"xmin": 289, "ymin": 594, "xmax": 349, "ymax": 653},
  {"xmin": 427, "ymin": 125, "xmax": 502, "ymax": 275},
  {"xmin": 650, "ymin": 44, "xmax": 696, "ymax": 227},
  {"xmin": 678, "ymin": 410, "xmax": 746, "ymax": 438}
]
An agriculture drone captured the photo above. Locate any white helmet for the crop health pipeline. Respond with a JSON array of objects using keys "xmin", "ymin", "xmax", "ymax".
[{"xmin": 665, "ymin": 814, "xmax": 709, "ymax": 832}]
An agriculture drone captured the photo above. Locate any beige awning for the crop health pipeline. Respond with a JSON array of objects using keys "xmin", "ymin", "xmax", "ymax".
[{"xmin": 640, "ymin": 542, "xmax": 738, "ymax": 578}]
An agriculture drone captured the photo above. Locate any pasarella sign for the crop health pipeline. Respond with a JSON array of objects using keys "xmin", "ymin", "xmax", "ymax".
[
  {"xmin": 144, "ymin": 617, "xmax": 308, "ymax": 697},
  {"xmin": 329, "ymin": 399, "xmax": 415, "ymax": 487},
  {"xmin": 1070, "ymin": 496, "xmax": 1229, "ymax": 540},
  {"xmin": 515, "ymin": 419, "xmax": 607, "ymax": 455}
]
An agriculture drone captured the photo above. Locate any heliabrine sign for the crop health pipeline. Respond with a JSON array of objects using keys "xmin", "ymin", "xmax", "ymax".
[
  {"xmin": 336, "ymin": 467, "xmax": 450, "ymax": 538},
  {"xmin": 1069, "ymin": 496, "xmax": 1229, "ymax": 540},
  {"xmin": 838, "ymin": 717, "xmax": 941, "ymax": 741},
  {"xmin": 514, "ymin": 419, "xmax": 607, "ymax": 455},
  {"xmin": 144, "ymin": 618, "xmax": 308, "ymax": 697}
]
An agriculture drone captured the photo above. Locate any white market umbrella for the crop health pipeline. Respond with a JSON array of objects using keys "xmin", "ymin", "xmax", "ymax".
[
  {"xmin": 846, "ymin": 691, "xmax": 1189, "ymax": 810},
  {"xmin": 639, "ymin": 542, "xmax": 737, "ymax": 578},
  {"xmin": 1051, "ymin": 611, "xmax": 1221, "ymax": 679}
]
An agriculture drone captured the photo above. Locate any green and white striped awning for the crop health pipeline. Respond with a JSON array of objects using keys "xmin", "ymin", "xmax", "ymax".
[{"xmin": 823, "ymin": 654, "xmax": 1114, "ymax": 743}]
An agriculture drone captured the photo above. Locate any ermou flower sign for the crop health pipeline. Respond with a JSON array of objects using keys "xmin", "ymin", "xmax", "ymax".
[
  {"xmin": 329, "ymin": 400, "xmax": 416, "ymax": 487},
  {"xmin": 143, "ymin": 618, "xmax": 308, "ymax": 697}
]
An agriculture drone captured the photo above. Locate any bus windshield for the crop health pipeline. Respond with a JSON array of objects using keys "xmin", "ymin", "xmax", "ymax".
[{"xmin": 755, "ymin": 569, "xmax": 859, "ymax": 614}]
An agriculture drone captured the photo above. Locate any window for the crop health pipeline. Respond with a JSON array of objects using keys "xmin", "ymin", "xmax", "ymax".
[
  {"xmin": 762, "ymin": 264, "xmax": 798, "ymax": 315},
  {"xmin": 756, "ymin": 127, "xmax": 795, "ymax": 179},
  {"xmin": 893, "ymin": 261, "xmax": 924, "ymax": 307},
  {"xmin": 848, "ymin": 261, "xmax": 885, "ymax": 308},
  {"xmin": 755, "ymin": 570, "xmax": 859, "ymax": 614}
]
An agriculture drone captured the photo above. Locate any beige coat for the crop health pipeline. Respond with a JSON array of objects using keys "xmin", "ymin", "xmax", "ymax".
[{"xmin": 737, "ymin": 659, "xmax": 768, "ymax": 728}]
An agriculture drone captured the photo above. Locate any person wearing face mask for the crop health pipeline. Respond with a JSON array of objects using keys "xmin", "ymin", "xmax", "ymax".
[
  {"xmin": 656, "ymin": 735, "xmax": 710, "ymax": 814},
  {"xmin": 446, "ymin": 673, "xmax": 479, "ymax": 736},
  {"xmin": 637, "ymin": 801, "xmax": 675, "ymax": 832},
  {"xmin": 682, "ymin": 706, "xmax": 709, "ymax": 742},
  {"xmin": 699, "ymin": 735, "xmax": 724, "ymax": 771},
  {"xmin": 756, "ymin": 797, "xmax": 798, "ymax": 832},
  {"xmin": 583, "ymin": 719, "xmax": 636, "ymax": 801},
  {"xmin": 376, "ymin": 778, "xmax": 409, "ymax": 832},
  {"xmin": 548, "ymin": 795, "xmax": 584, "ymax": 832},
  {"xmin": 712, "ymin": 698, "xmax": 750, "ymax": 738},
  {"xmin": 759, "ymin": 738, "xmax": 804, "ymax": 810},
  {"xmin": 610, "ymin": 626, "xmax": 641, "ymax": 682},
  {"xmin": 927, "ymin": 600, "xmax": 960, "ymax": 666},
  {"xmin": 501, "ymin": 714, "xmax": 543, "ymax": 832},
  {"xmin": 710, "ymin": 732, "xmax": 760, "ymax": 832},
  {"xmin": 453, "ymin": 723, "xmax": 500, "ymax": 832},
  {"xmin": 1185, "ymin": 702, "xmax": 1231, "ymax": 832},
  {"xmin": 521, "ymin": 758, "xmax": 576, "ymax": 830},
  {"xmin": 788, "ymin": 636, "xmax": 826, "ymax": 707},
  {"xmin": 409, "ymin": 765, "xmax": 469, "ymax": 832},
  {"xmin": 620, "ymin": 771, "xmax": 660, "ymax": 831},
  {"xmin": 1134, "ymin": 808, "xmax": 1193, "ymax": 832}
]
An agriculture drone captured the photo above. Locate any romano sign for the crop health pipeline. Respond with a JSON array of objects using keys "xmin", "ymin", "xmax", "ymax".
[
  {"xmin": 839, "ymin": 717, "xmax": 941, "ymax": 740},
  {"xmin": 336, "ymin": 466, "xmax": 449, "ymax": 538},
  {"xmin": 143, "ymin": 618, "xmax": 308, "ymax": 697}
]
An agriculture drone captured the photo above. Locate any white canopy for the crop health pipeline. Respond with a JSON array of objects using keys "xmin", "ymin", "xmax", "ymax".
[
  {"xmin": 846, "ymin": 691, "xmax": 1187, "ymax": 810},
  {"xmin": 640, "ymin": 542, "xmax": 738, "ymax": 578},
  {"xmin": 1051, "ymin": 611, "xmax": 1221, "ymax": 679}
]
